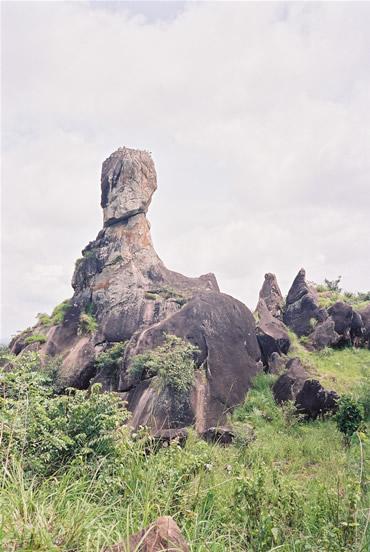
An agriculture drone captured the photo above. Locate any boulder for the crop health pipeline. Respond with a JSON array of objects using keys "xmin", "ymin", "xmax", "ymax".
[
  {"xmin": 255, "ymin": 298, "xmax": 290, "ymax": 367},
  {"xmin": 258, "ymin": 273, "xmax": 284, "ymax": 320},
  {"xmin": 359, "ymin": 304, "xmax": 370, "ymax": 348},
  {"xmin": 350, "ymin": 310, "xmax": 365, "ymax": 345},
  {"xmin": 105, "ymin": 516, "xmax": 189, "ymax": 552},
  {"xmin": 151, "ymin": 428, "xmax": 188, "ymax": 448},
  {"xmin": 272, "ymin": 357, "xmax": 339, "ymax": 419},
  {"xmin": 327, "ymin": 302, "xmax": 354, "ymax": 345},
  {"xmin": 122, "ymin": 291, "xmax": 261, "ymax": 431},
  {"xmin": 283, "ymin": 268, "xmax": 327, "ymax": 336},
  {"xmin": 308, "ymin": 318, "xmax": 340, "ymax": 350},
  {"xmin": 201, "ymin": 426, "xmax": 235, "ymax": 445},
  {"xmin": 268, "ymin": 352, "xmax": 288, "ymax": 374}
]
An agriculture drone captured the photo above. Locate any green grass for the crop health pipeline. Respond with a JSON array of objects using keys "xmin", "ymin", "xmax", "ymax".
[
  {"xmin": 1, "ymin": 351, "xmax": 369, "ymax": 551},
  {"xmin": 288, "ymin": 330, "xmax": 370, "ymax": 396},
  {"xmin": 24, "ymin": 333, "xmax": 47, "ymax": 345}
]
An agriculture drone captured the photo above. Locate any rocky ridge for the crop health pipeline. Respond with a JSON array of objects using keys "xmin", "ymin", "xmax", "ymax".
[{"xmin": 10, "ymin": 147, "xmax": 369, "ymax": 434}]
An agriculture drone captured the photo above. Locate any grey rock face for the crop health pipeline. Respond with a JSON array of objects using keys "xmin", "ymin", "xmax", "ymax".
[
  {"xmin": 101, "ymin": 147, "xmax": 157, "ymax": 226},
  {"xmin": 308, "ymin": 318, "xmax": 340, "ymax": 350},
  {"xmin": 255, "ymin": 297, "xmax": 290, "ymax": 368},
  {"xmin": 359, "ymin": 304, "xmax": 370, "ymax": 348},
  {"xmin": 272, "ymin": 357, "xmax": 339, "ymax": 419},
  {"xmin": 284, "ymin": 268, "xmax": 327, "ymax": 336},
  {"xmin": 258, "ymin": 272, "xmax": 284, "ymax": 320},
  {"xmin": 122, "ymin": 291, "xmax": 261, "ymax": 431}
]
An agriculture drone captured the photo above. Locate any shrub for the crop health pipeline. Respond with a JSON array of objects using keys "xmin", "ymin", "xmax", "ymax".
[
  {"xmin": 145, "ymin": 287, "xmax": 187, "ymax": 306},
  {"xmin": 50, "ymin": 299, "xmax": 71, "ymax": 325},
  {"xmin": 24, "ymin": 334, "xmax": 47, "ymax": 345},
  {"xmin": 335, "ymin": 395, "xmax": 364, "ymax": 445},
  {"xmin": 78, "ymin": 312, "xmax": 98, "ymax": 335},
  {"xmin": 129, "ymin": 334, "xmax": 198, "ymax": 396},
  {"xmin": 0, "ymin": 352, "xmax": 128, "ymax": 475},
  {"xmin": 95, "ymin": 342, "xmax": 126, "ymax": 377},
  {"xmin": 324, "ymin": 276, "xmax": 342, "ymax": 293}
]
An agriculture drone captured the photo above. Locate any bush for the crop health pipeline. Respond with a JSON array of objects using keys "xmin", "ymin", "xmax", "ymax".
[
  {"xmin": 24, "ymin": 334, "xmax": 47, "ymax": 345},
  {"xmin": 335, "ymin": 395, "xmax": 364, "ymax": 445},
  {"xmin": 129, "ymin": 334, "xmax": 198, "ymax": 396},
  {"xmin": 78, "ymin": 312, "xmax": 98, "ymax": 335},
  {"xmin": 95, "ymin": 342, "xmax": 126, "ymax": 372},
  {"xmin": 324, "ymin": 276, "xmax": 342, "ymax": 293},
  {"xmin": 0, "ymin": 352, "xmax": 128, "ymax": 475},
  {"xmin": 51, "ymin": 299, "xmax": 71, "ymax": 325}
]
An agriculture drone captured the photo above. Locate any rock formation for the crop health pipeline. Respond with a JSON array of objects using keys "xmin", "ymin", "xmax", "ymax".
[
  {"xmin": 255, "ymin": 297, "xmax": 290, "ymax": 368},
  {"xmin": 105, "ymin": 516, "xmax": 189, "ymax": 552},
  {"xmin": 283, "ymin": 268, "xmax": 327, "ymax": 337},
  {"xmin": 10, "ymin": 147, "xmax": 262, "ymax": 432},
  {"xmin": 258, "ymin": 273, "xmax": 284, "ymax": 320},
  {"xmin": 272, "ymin": 358, "xmax": 339, "ymax": 419}
]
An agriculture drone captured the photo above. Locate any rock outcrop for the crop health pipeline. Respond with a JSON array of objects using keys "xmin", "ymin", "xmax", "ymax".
[
  {"xmin": 359, "ymin": 304, "xmax": 370, "ymax": 348},
  {"xmin": 283, "ymin": 268, "xmax": 327, "ymax": 337},
  {"xmin": 10, "ymin": 147, "xmax": 261, "ymax": 431},
  {"xmin": 272, "ymin": 358, "xmax": 339, "ymax": 419},
  {"xmin": 308, "ymin": 318, "xmax": 340, "ymax": 350},
  {"xmin": 105, "ymin": 516, "xmax": 189, "ymax": 552},
  {"xmin": 258, "ymin": 273, "xmax": 284, "ymax": 320},
  {"xmin": 255, "ymin": 297, "xmax": 290, "ymax": 368}
]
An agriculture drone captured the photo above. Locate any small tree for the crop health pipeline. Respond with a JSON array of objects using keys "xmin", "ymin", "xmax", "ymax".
[
  {"xmin": 335, "ymin": 395, "xmax": 364, "ymax": 446},
  {"xmin": 324, "ymin": 276, "xmax": 342, "ymax": 293}
]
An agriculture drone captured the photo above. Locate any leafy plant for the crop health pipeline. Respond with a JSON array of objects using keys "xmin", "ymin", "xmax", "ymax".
[
  {"xmin": 324, "ymin": 276, "xmax": 342, "ymax": 293},
  {"xmin": 78, "ymin": 312, "xmax": 97, "ymax": 335},
  {"xmin": 24, "ymin": 333, "xmax": 47, "ymax": 345},
  {"xmin": 335, "ymin": 395, "xmax": 364, "ymax": 445},
  {"xmin": 51, "ymin": 299, "xmax": 71, "ymax": 325},
  {"xmin": 129, "ymin": 334, "xmax": 198, "ymax": 396},
  {"xmin": 95, "ymin": 342, "xmax": 126, "ymax": 372}
]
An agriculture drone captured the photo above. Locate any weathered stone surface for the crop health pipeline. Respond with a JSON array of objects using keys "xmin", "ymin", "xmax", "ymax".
[
  {"xmin": 105, "ymin": 516, "xmax": 189, "ymax": 552},
  {"xmin": 359, "ymin": 304, "xmax": 370, "ymax": 348},
  {"xmin": 101, "ymin": 147, "xmax": 157, "ymax": 227},
  {"xmin": 351, "ymin": 310, "xmax": 364, "ymax": 344},
  {"xmin": 201, "ymin": 426, "xmax": 235, "ymax": 445},
  {"xmin": 10, "ymin": 147, "xmax": 261, "ymax": 431},
  {"xmin": 272, "ymin": 357, "xmax": 338, "ymax": 419},
  {"xmin": 327, "ymin": 302, "xmax": 354, "ymax": 345},
  {"xmin": 151, "ymin": 428, "xmax": 188, "ymax": 449},
  {"xmin": 258, "ymin": 272, "xmax": 284, "ymax": 320},
  {"xmin": 283, "ymin": 268, "xmax": 327, "ymax": 336},
  {"xmin": 268, "ymin": 352, "xmax": 288, "ymax": 374},
  {"xmin": 308, "ymin": 318, "xmax": 340, "ymax": 350},
  {"xmin": 123, "ymin": 291, "xmax": 261, "ymax": 431},
  {"xmin": 255, "ymin": 298, "xmax": 290, "ymax": 367}
]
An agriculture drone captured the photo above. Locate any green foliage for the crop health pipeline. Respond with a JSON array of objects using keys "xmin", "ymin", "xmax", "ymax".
[
  {"xmin": 78, "ymin": 312, "xmax": 98, "ymax": 335},
  {"xmin": 145, "ymin": 287, "xmax": 187, "ymax": 306},
  {"xmin": 316, "ymin": 282, "xmax": 370, "ymax": 311},
  {"xmin": 336, "ymin": 395, "xmax": 364, "ymax": 444},
  {"xmin": 36, "ymin": 300, "xmax": 71, "ymax": 328},
  {"xmin": 111, "ymin": 254, "xmax": 123, "ymax": 265},
  {"xmin": 0, "ymin": 352, "xmax": 128, "ymax": 476},
  {"xmin": 129, "ymin": 334, "xmax": 198, "ymax": 396},
  {"xmin": 24, "ymin": 333, "xmax": 47, "ymax": 345},
  {"xmin": 324, "ymin": 275, "xmax": 342, "ymax": 293},
  {"xmin": 1, "ymin": 348, "xmax": 369, "ymax": 551},
  {"xmin": 95, "ymin": 342, "xmax": 126, "ymax": 373}
]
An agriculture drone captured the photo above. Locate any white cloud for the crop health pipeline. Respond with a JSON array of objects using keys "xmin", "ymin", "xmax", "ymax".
[{"xmin": 2, "ymin": 1, "xmax": 370, "ymax": 341}]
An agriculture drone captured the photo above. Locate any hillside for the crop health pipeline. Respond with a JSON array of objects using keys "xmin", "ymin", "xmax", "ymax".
[
  {"xmin": 1, "ymin": 342, "xmax": 369, "ymax": 551},
  {"xmin": 2, "ymin": 148, "xmax": 369, "ymax": 551}
]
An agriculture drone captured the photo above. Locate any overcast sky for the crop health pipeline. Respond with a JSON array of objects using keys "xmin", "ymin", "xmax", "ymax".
[{"xmin": 2, "ymin": 1, "xmax": 370, "ymax": 342}]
